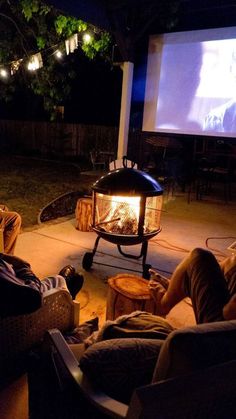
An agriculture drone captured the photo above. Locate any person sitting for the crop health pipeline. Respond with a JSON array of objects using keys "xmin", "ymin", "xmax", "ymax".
[
  {"xmin": 149, "ymin": 247, "xmax": 236, "ymax": 324},
  {"xmin": 0, "ymin": 253, "xmax": 84, "ymax": 317},
  {"xmin": 0, "ymin": 205, "xmax": 21, "ymax": 255},
  {"xmin": 64, "ymin": 248, "xmax": 236, "ymax": 350}
]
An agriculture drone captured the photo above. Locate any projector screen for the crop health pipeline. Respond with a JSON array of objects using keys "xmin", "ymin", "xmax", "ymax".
[{"xmin": 142, "ymin": 27, "xmax": 236, "ymax": 137}]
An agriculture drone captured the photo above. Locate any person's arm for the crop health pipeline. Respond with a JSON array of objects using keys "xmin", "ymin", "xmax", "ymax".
[
  {"xmin": 223, "ymin": 294, "xmax": 236, "ymax": 320},
  {"xmin": 0, "ymin": 253, "xmax": 39, "ymax": 281}
]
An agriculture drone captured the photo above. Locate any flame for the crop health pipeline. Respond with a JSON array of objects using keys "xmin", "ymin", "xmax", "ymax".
[
  {"xmin": 110, "ymin": 195, "xmax": 140, "ymax": 219},
  {"xmin": 95, "ymin": 193, "xmax": 162, "ymax": 235},
  {"xmin": 96, "ymin": 194, "xmax": 141, "ymax": 234}
]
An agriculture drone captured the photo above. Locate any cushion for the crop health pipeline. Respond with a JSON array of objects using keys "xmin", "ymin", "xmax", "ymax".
[
  {"xmin": 152, "ymin": 319, "xmax": 236, "ymax": 383},
  {"xmin": 79, "ymin": 337, "xmax": 164, "ymax": 403}
]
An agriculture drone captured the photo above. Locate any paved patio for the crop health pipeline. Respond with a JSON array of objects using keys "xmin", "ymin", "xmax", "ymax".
[{"xmin": 14, "ymin": 189, "xmax": 236, "ymax": 327}]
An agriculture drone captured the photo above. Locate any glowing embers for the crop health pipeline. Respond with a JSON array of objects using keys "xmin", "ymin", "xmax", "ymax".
[{"xmin": 94, "ymin": 193, "xmax": 162, "ymax": 237}]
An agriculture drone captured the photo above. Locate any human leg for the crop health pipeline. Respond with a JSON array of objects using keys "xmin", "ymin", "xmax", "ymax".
[
  {"xmin": 149, "ymin": 248, "xmax": 229, "ymax": 323},
  {"xmin": 40, "ymin": 275, "xmax": 69, "ymax": 293},
  {"xmin": 0, "ymin": 210, "xmax": 21, "ymax": 254},
  {"xmin": 41, "ymin": 266, "xmax": 84, "ymax": 300},
  {"xmin": 59, "ymin": 265, "xmax": 84, "ymax": 299}
]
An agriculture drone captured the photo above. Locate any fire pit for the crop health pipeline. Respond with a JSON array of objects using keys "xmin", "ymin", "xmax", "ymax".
[{"xmin": 82, "ymin": 158, "xmax": 163, "ymax": 278}]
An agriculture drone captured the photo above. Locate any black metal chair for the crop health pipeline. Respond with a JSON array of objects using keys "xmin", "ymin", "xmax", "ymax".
[{"xmin": 90, "ymin": 150, "xmax": 106, "ymax": 171}]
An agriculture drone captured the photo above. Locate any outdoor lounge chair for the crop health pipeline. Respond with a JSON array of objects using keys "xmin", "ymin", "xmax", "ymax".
[{"xmin": 28, "ymin": 321, "xmax": 236, "ymax": 419}]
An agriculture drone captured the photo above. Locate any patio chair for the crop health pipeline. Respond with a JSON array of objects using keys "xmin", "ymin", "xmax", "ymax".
[
  {"xmin": 28, "ymin": 323, "xmax": 236, "ymax": 419},
  {"xmin": 0, "ymin": 289, "xmax": 80, "ymax": 383},
  {"xmin": 90, "ymin": 150, "xmax": 106, "ymax": 171}
]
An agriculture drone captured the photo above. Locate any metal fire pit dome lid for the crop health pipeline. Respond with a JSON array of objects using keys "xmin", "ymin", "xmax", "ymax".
[{"xmin": 92, "ymin": 168, "xmax": 163, "ymax": 196}]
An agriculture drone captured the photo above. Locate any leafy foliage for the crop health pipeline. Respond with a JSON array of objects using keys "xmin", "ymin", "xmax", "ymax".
[
  {"xmin": 54, "ymin": 15, "xmax": 88, "ymax": 36},
  {"xmin": 0, "ymin": 0, "xmax": 111, "ymax": 120}
]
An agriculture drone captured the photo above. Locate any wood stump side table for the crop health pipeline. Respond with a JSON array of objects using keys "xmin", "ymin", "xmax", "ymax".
[
  {"xmin": 106, "ymin": 274, "xmax": 157, "ymax": 320},
  {"xmin": 75, "ymin": 197, "xmax": 93, "ymax": 232}
]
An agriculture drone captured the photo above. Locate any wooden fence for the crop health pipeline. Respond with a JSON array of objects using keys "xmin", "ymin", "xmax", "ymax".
[
  {"xmin": 0, "ymin": 120, "xmax": 119, "ymax": 162},
  {"xmin": 0, "ymin": 119, "xmax": 188, "ymax": 169}
]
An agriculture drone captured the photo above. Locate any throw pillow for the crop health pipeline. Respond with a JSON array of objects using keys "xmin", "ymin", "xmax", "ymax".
[{"xmin": 79, "ymin": 337, "xmax": 164, "ymax": 403}]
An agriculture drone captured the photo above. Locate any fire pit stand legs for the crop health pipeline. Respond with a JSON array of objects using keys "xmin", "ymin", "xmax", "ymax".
[{"xmin": 82, "ymin": 236, "xmax": 152, "ymax": 279}]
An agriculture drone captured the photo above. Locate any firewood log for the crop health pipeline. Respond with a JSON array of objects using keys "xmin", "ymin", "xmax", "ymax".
[{"xmin": 75, "ymin": 197, "xmax": 93, "ymax": 232}]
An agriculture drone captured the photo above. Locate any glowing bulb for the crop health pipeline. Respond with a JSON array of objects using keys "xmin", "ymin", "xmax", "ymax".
[
  {"xmin": 55, "ymin": 50, "xmax": 63, "ymax": 59},
  {"xmin": 83, "ymin": 33, "xmax": 92, "ymax": 44},
  {"xmin": 0, "ymin": 68, "xmax": 8, "ymax": 78},
  {"xmin": 27, "ymin": 61, "xmax": 37, "ymax": 71}
]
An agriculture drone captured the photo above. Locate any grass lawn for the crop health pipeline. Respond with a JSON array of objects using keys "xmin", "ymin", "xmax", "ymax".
[{"xmin": 0, "ymin": 154, "xmax": 99, "ymax": 229}]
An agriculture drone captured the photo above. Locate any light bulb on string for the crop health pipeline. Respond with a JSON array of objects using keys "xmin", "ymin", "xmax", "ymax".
[
  {"xmin": 0, "ymin": 68, "xmax": 8, "ymax": 78},
  {"xmin": 27, "ymin": 61, "xmax": 37, "ymax": 71},
  {"xmin": 27, "ymin": 53, "xmax": 43, "ymax": 71},
  {"xmin": 83, "ymin": 33, "xmax": 92, "ymax": 44},
  {"xmin": 54, "ymin": 49, "xmax": 63, "ymax": 59}
]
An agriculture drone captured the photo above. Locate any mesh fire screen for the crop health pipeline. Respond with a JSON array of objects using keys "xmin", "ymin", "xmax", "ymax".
[{"xmin": 94, "ymin": 193, "xmax": 163, "ymax": 237}]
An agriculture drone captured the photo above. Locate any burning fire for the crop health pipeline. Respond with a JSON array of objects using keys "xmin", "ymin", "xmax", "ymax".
[
  {"xmin": 95, "ymin": 193, "xmax": 161, "ymax": 236},
  {"xmin": 96, "ymin": 194, "xmax": 141, "ymax": 235}
]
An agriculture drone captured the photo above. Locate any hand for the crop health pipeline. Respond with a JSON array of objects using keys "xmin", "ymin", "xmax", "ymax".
[{"xmin": 149, "ymin": 269, "xmax": 170, "ymax": 289}]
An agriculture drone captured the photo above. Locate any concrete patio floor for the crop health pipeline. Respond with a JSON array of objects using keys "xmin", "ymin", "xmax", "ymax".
[{"xmin": 15, "ymin": 187, "xmax": 236, "ymax": 328}]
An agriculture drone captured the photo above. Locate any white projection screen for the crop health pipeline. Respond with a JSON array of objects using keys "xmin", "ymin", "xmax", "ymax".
[{"xmin": 142, "ymin": 27, "xmax": 236, "ymax": 138}]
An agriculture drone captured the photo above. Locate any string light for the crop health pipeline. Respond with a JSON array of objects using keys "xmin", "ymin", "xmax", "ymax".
[
  {"xmin": 54, "ymin": 49, "xmax": 63, "ymax": 59},
  {"xmin": 0, "ymin": 68, "xmax": 8, "ymax": 78},
  {"xmin": 27, "ymin": 61, "xmax": 37, "ymax": 71},
  {"xmin": 27, "ymin": 53, "xmax": 43, "ymax": 71},
  {"xmin": 0, "ymin": 27, "xmax": 106, "ymax": 80},
  {"xmin": 10, "ymin": 59, "xmax": 22, "ymax": 75},
  {"xmin": 83, "ymin": 33, "xmax": 92, "ymax": 44},
  {"xmin": 65, "ymin": 34, "xmax": 78, "ymax": 55}
]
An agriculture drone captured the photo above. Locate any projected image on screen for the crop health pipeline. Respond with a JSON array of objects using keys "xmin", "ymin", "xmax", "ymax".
[{"xmin": 142, "ymin": 27, "xmax": 236, "ymax": 138}]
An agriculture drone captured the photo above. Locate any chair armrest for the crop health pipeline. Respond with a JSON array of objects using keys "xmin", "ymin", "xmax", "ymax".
[
  {"xmin": 42, "ymin": 289, "xmax": 80, "ymax": 325},
  {"xmin": 41, "ymin": 289, "xmax": 80, "ymax": 327},
  {"xmin": 45, "ymin": 329, "xmax": 129, "ymax": 418}
]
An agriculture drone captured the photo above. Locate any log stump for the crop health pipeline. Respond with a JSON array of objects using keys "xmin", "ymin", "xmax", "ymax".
[
  {"xmin": 75, "ymin": 197, "xmax": 93, "ymax": 232},
  {"xmin": 0, "ymin": 228, "xmax": 4, "ymax": 252},
  {"xmin": 106, "ymin": 273, "xmax": 157, "ymax": 320}
]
